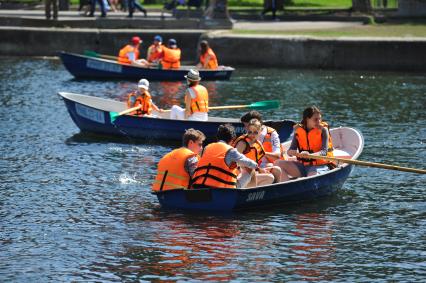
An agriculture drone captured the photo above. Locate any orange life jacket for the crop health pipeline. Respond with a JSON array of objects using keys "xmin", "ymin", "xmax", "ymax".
[
  {"xmin": 161, "ymin": 46, "xmax": 181, "ymax": 69},
  {"xmin": 191, "ymin": 142, "xmax": 238, "ymax": 189},
  {"xmin": 152, "ymin": 147, "xmax": 198, "ymax": 191},
  {"xmin": 118, "ymin": 44, "xmax": 139, "ymax": 64},
  {"xmin": 127, "ymin": 91, "xmax": 153, "ymax": 116},
  {"xmin": 147, "ymin": 44, "xmax": 163, "ymax": 62},
  {"xmin": 199, "ymin": 48, "xmax": 218, "ymax": 70},
  {"xmin": 261, "ymin": 126, "xmax": 285, "ymax": 163},
  {"xmin": 188, "ymin": 84, "xmax": 209, "ymax": 114},
  {"xmin": 234, "ymin": 135, "xmax": 266, "ymax": 166},
  {"xmin": 295, "ymin": 121, "xmax": 334, "ymax": 166}
]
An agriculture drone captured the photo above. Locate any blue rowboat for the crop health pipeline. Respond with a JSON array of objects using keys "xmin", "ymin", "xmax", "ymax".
[
  {"xmin": 59, "ymin": 52, "xmax": 234, "ymax": 81},
  {"xmin": 153, "ymin": 127, "xmax": 364, "ymax": 211},
  {"xmin": 58, "ymin": 92, "xmax": 295, "ymax": 142}
]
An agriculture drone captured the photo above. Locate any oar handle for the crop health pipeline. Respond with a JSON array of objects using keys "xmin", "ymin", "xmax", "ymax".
[
  {"xmin": 296, "ymin": 153, "xmax": 426, "ymax": 174},
  {"xmin": 118, "ymin": 105, "xmax": 142, "ymax": 116},
  {"xmin": 100, "ymin": 54, "xmax": 118, "ymax": 61}
]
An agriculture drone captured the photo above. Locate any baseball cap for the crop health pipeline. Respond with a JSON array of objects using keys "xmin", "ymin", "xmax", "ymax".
[
  {"xmin": 138, "ymin": 78, "xmax": 149, "ymax": 90},
  {"xmin": 154, "ymin": 35, "xmax": 162, "ymax": 42},
  {"xmin": 168, "ymin": 38, "xmax": 177, "ymax": 47},
  {"xmin": 132, "ymin": 36, "xmax": 142, "ymax": 44}
]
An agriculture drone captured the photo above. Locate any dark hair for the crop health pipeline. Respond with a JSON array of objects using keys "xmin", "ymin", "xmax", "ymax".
[
  {"xmin": 217, "ymin": 124, "xmax": 236, "ymax": 143},
  {"xmin": 301, "ymin": 106, "xmax": 321, "ymax": 128},
  {"xmin": 182, "ymin": 128, "xmax": 205, "ymax": 147},
  {"xmin": 240, "ymin": 110, "xmax": 263, "ymax": 123},
  {"xmin": 200, "ymin": 40, "xmax": 209, "ymax": 55}
]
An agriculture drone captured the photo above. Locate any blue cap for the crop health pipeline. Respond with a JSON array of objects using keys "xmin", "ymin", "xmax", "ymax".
[
  {"xmin": 154, "ymin": 35, "xmax": 162, "ymax": 42},
  {"xmin": 168, "ymin": 38, "xmax": 177, "ymax": 46}
]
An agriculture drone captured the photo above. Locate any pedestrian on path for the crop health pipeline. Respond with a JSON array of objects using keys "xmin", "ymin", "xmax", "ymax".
[
  {"xmin": 127, "ymin": 0, "xmax": 147, "ymax": 18},
  {"xmin": 89, "ymin": 0, "xmax": 107, "ymax": 17},
  {"xmin": 261, "ymin": 0, "xmax": 284, "ymax": 21},
  {"xmin": 45, "ymin": 0, "xmax": 58, "ymax": 20}
]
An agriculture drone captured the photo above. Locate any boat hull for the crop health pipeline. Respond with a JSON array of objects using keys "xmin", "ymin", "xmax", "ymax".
[
  {"xmin": 154, "ymin": 164, "xmax": 353, "ymax": 211},
  {"xmin": 59, "ymin": 92, "xmax": 295, "ymax": 142},
  {"xmin": 59, "ymin": 52, "xmax": 234, "ymax": 81}
]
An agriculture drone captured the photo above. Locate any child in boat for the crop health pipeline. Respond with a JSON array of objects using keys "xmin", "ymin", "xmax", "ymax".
[
  {"xmin": 274, "ymin": 106, "xmax": 334, "ymax": 181},
  {"xmin": 127, "ymin": 78, "xmax": 163, "ymax": 117},
  {"xmin": 234, "ymin": 118, "xmax": 282, "ymax": 186}
]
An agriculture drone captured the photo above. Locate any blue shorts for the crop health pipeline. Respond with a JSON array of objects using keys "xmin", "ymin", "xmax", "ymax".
[{"xmin": 294, "ymin": 162, "xmax": 330, "ymax": 177}]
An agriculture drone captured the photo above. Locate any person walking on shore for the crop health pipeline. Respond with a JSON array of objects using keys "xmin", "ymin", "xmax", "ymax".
[
  {"xmin": 89, "ymin": 0, "xmax": 107, "ymax": 17},
  {"xmin": 45, "ymin": 0, "xmax": 58, "ymax": 20},
  {"xmin": 127, "ymin": 0, "xmax": 147, "ymax": 18}
]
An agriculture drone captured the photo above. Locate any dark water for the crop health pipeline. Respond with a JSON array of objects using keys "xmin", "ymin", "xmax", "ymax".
[{"xmin": 1, "ymin": 58, "xmax": 425, "ymax": 282}]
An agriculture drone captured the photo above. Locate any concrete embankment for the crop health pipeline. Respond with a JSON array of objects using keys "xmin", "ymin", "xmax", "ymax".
[
  {"xmin": 1, "ymin": 24, "xmax": 425, "ymax": 71},
  {"xmin": 206, "ymin": 34, "xmax": 426, "ymax": 72}
]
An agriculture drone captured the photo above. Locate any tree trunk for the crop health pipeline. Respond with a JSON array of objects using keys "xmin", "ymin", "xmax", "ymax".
[{"xmin": 352, "ymin": 0, "xmax": 372, "ymax": 12}]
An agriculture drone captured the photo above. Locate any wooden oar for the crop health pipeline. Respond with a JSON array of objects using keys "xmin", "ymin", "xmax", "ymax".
[
  {"xmin": 110, "ymin": 105, "xmax": 142, "ymax": 123},
  {"xmin": 84, "ymin": 50, "xmax": 118, "ymax": 61},
  {"xmin": 296, "ymin": 153, "xmax": 426, "ymax": 174},
  {"xmin": 163, "ymin": 100, "xmax": 280, "ymax": 112}
]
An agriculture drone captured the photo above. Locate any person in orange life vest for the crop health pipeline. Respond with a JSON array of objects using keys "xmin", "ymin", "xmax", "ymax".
[
  {"xmin": 118, "ymin": 36, "xmax": 149, "ymax": 67},
  {"xmin": 196, "ymin": 40, "xmax": 219, "ymax": 70},
  {"xmin": 127, "ymin": 78, "xmax": 163, "ymax": 117},
  {"xmin": 152, "ymin": 128, "xmax": 206, "ymax": 192},
  {"xmin": 274, "ymin": 106, "xmax": 334, "ymax": 182},
  {"xmin": 240, "ymin": 110, "xmax": 285, "ymax": 165},
  {"xmin": 191, "ymin": 124, "xmax": 258, "ymax": 189},
  {"xmin": 160, "ymin": 38, "xmax": 181, "ymax": 70},
  {"xmin": 234, "ymin": 118, "xmax": 282, "ymax": 186},
  {"xmin": 146, "ymin": 35, "xmax": 164, "ymax": 65},
  {"xmin": 169, "ymin": 69, "xmax": 209, "ymax": 121}
]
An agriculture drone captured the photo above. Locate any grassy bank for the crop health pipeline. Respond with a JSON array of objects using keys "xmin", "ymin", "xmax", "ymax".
[{"xmin": 232, "ymin": 23, "xmax": 426, "ymax": 37}]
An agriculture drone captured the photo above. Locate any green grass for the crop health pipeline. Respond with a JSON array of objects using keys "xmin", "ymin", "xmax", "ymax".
[{"xmin": 232, "ymin": 23, "xmax": 426, "ymax": 38}]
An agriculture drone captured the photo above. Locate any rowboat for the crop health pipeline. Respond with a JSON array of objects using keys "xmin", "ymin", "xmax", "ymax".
[
  {"xmin": 58, "ymin": 92, "xmax": 295, "ymax": 142},
  {"xmin": 59, "ymin": 52, "xmax": 234, "ymax": 81},
  {"xmin": 153, "ymin": 127, "xmax": 364, "ymax": 211}
]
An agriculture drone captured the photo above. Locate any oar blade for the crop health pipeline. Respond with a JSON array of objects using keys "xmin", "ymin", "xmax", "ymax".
[
  {"xmin": 248, "ymin": 100, "xmax": 280, "ymax": 110},
  {"xmin": 84, "ymin": 50, "xmax": 100, "ymax": 58},
  {"xmin": 110, "ymin": 112, "xmax": 119, "ymax": 123}
]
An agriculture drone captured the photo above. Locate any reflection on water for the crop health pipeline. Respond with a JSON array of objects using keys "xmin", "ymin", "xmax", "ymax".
[{"xmin": 0, "ymin": 58, "xmax": 425, "ymax": 282}]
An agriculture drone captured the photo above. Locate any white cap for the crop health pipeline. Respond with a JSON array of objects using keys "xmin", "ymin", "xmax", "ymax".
[{"xmin": 138, "ymin": 78, "xmax": 149, "ymax": 90}]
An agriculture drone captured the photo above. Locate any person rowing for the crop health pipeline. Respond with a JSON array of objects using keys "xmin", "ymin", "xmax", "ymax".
[
  {"xmin": 169, "ymin": 69, "xmax": 209, "ymax": 121},
  {"xmin": 127, "ymin": 78, "xmax": 163, "ymax": 117},
  {"xmin": 274, "ymin": 106, "xmax": 335, "ymax": 181}
]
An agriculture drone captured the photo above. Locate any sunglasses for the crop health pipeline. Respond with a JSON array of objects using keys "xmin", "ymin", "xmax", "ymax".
[{"xmin": 247, "ymin": 130, "xmax": 259, "ymax": 135}]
